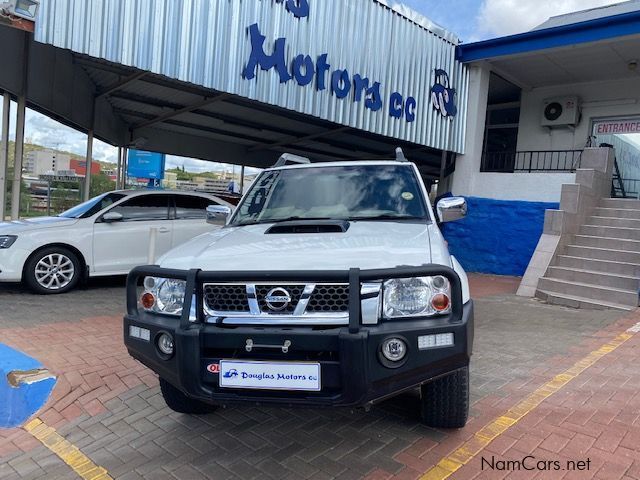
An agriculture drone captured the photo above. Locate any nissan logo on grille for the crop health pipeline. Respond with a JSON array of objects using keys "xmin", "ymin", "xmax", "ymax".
[{"xmin": 264, "ymin": 288, "xmax": 292, "ymax": 311}]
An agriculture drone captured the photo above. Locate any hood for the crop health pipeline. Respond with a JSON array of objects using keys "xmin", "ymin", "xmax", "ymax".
[
  {"xmin": 158, "ymin": 221, "xmax": 452, "ymax": 272},
  {"xmin": 0, "ymin": 217, "xmax": 79, "ymax": 234}
]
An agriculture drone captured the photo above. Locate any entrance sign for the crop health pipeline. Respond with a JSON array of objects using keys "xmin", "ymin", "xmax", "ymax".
[{"xmin": 594, "ymin": 120, "xmax": 640, "ymax": 135}]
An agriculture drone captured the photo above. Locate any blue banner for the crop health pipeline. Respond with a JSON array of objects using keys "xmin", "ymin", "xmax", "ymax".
[{"xmin": 127, "ymin": 150, "xmax": 166, "ymax": 180}]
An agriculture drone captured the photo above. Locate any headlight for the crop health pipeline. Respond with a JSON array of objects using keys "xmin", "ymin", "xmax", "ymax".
[
  {"xmin": 141, "ymin": 277, "xmax": 186, "ymax": 316},
  {"xmin": 0, "ymin": 235, "xmax": 17, "ymax": 249},
  {"xmin": 383, "ymin": 276, "xmax": 451, "ymax": 318}
]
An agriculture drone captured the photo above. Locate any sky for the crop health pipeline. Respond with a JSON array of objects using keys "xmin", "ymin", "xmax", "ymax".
[
  {"xmin": 0, "ymin": 0, "xmax": 628, "ymax": 174},
  {"xmin": 401, "ymin": 0, "xmax": 626, "ymax": 42}
]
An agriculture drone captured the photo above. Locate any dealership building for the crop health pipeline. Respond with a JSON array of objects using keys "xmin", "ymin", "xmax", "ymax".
[{"xmin": 2, "ymin": 0, "xmax": 640, "ymax": 308}]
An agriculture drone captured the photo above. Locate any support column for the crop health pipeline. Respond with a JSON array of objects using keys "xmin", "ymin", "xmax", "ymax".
[
  {"xmin": 116, "ymin": 146, "xmax": 122, "ymax": 190},
  {"xmin": 239, "ymin": 165, "xmax": 245, "ymax": 194},
  {"xmin": 11, "ymin": 95, "xmax": 26, "ymax": 220},
  {"xmin": 0, "ymin": 93, "xmax": 9, "ymax": 220},
  {"xmin": 83, "ymin": 129, "xmax": 93, "ymax": 201},
  {"xmin": 450, "ymin": 63, "xmax": 491, "ymax": 197}
]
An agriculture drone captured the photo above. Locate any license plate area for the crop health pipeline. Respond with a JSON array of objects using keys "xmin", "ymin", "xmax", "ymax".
[{"xmin": 219, "ymin": 360, "xmax": 321, "ymax": 392}]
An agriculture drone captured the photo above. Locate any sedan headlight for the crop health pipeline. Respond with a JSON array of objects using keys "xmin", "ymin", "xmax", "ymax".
[
  {"xmin": 0, "ymin": 235, "xmax": 17, "ymax": 249},
  {"xmin": 141, "ymin": 277, "xmax": 187, "ymax": 316},
  {"xmin": 383, "ymin": 276, "xmax": 451, "ymax": 318}
]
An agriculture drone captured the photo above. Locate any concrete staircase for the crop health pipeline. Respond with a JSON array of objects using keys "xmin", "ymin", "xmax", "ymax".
[{"xmin": 536, "ymin": 198, "xmax": 640, "ymax": 311}]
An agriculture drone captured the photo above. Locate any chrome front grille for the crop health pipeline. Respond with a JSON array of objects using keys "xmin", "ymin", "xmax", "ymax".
[{"xmin": 202, "ymin": 283, "xmax": 350, "ymax": 323}]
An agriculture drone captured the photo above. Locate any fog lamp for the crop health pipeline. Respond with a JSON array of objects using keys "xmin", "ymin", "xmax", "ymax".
[
  {"xmin": 157, "ymin": 333, "xmax": 174, "ymax": 356},
  {"xmin": 381, "ymin": 338, "xmax": 407, "ymax": 362}
]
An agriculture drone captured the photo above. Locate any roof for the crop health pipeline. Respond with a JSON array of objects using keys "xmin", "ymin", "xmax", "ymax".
[
  {"xmin": 534, "ymin": 0, "xmax": 640, "ymax": 30},
  {"xmin": 374, "ymin": 0, "xmax": 459, "ymax": 44},
  {"xmin": 457, "ymin": 7, "xmax": 640, "ymax": 63}
]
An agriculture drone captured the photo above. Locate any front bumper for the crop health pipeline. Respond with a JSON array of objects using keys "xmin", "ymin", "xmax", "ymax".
[
  {"xmin": 123, "ymin": 265, "xmax": 474, "ymax": 408},
  {"xmin": 0, "ymin": 246, "xmax": 30, "ymax": 282}
]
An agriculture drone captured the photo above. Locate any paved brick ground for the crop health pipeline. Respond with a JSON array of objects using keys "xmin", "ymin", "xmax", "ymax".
[{"xmin": 0, "ymin": 275, "xmax": 633, "ymax": 479}]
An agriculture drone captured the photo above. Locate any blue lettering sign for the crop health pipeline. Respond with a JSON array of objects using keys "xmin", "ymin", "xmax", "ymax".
[
  {"xmin": 243, "ymin": 23, "xmax": 292, "ymax": 83},
  {"xmin": 431, "ymin": 69, "xmax": 457, "ymax": 118},
  {"xmin": 316, "ymin": 54, "xmax": 331, "ymax": 91},
  {"xmin": 365, "ymin": 82, "xmax": 383, "ymax": 112},
  {"xmin": 331, "ymin": 69, "xmax": 351, "ymax": 99},
  {"xmin": 389, "ymin": 92, "xmax": 404, "ymax": 119},
  {"xmin": 276, "ymin": 0, "xmax": 310, "ymax": 18},
  {"xmin": 292, "ymin": 54, "xmax": 315, "ymax": 86},
  {"xmin": 242, "ymin": 3, "xmax": 423, "ymax": 123}
]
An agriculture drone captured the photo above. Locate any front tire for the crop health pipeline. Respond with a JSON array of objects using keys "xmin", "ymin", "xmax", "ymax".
[
  {"xmin": 420, "ymin": 366, "xmax": 469, "ymax": 428},
  {"xmin": 160, "ymin": 378, "xmax": 217, "ymax": 414},
  {"xmin": 24, "ymin": 246, "xmax": 81, "ymax": 295}
]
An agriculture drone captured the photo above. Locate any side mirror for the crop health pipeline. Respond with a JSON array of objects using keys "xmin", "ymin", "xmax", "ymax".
[
  {"xmin": 102, "ymin": 211, "xmax": 124, "ymax": 223},
  {"xmin": 437, "ymin": 197, "xmax": 467, "ymax": 223},
  {"xmin": 206, "ymin": 205, "xmax": 232, "ymax": 225}
]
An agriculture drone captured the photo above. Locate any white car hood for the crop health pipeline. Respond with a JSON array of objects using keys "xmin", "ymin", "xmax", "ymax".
[
  {"xmin": 0, "ymin": 216, "xmax": 79, "ymax": 233},
  {"xmin": 158, "ymin": 221, "xmax": 451, "ymax": 271}
]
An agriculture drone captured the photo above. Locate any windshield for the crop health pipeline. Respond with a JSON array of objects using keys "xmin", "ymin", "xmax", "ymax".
[
  {"xmin": 231, "ymin": 165, "xmax": 429, "ymax": 226},
  {"xmin": 59, "ymin": 192, "xmax": 126, "ymax": 219}
]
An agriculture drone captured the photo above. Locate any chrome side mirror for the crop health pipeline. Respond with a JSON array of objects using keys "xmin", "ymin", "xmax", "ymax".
[
  {"xmin": 206, "ymin": 205, "xmax": 232, "ymax": 225},
  {"xmin": 436, "ymin": 197, "xmax": 467, "ymax": 223},
  {"xmin": 102, "ymin": 211, "xmax": 124, "ymax": 223}
]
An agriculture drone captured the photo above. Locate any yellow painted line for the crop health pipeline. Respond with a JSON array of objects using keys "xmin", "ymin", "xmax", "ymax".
[
  {"xmin": 23, "ymin": 418, "xmax": 112, "ymax": 480},
  {"xmin": 421, "ymin": 325, "xmax": 639, "ymax": 480}
]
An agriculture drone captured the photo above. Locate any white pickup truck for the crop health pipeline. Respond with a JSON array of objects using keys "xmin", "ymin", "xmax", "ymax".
[{"xmin": 124, "ymin": 150, "xmax": 473, "ymax": 428}]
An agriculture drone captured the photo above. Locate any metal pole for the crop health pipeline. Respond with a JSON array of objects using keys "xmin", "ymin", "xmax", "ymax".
[
  {"xmin": 0, "ymin": 93, "xmax": 10, "ymax": 221},
  {"xmin": 47, "ymin": 180, "xmax": 51, "ymax": 216},
  {"xmin": 11, "ymin": 95, "xmax": 26, "ymax": 220},
  {"xmin": 116, "ymin": 146, "xmax": 122, "ymax": 190},
  {"xmin": 122, "ymin": 147, "xmax": 128, "ymax": 188},
  {"xmin": 83, "ymin": 129, "xmax": 93, "ymax": 201},
  {"xmin": 240, "ymin": 165, "xmax": 245, "ymax": 194}
]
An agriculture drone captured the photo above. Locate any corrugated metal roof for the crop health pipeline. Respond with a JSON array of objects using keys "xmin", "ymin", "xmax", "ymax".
[{"xmin": 35, "ymin": 0, "xmax": 468, "ymax": 154}]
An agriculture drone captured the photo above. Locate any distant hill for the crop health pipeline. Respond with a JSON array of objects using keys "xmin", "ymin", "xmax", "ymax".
[{"xmin": 4, "ymin": 141, "xmax": 117, "ymax": 171}]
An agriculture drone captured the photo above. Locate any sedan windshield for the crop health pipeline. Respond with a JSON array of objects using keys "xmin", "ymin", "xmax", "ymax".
[
  {"xmin": 59, "ymin": 192, "xmax": 126, "ymax": 219},
  {"xmin": 231, "ymin": 165, "xmax": 429, "ymax": 226}
]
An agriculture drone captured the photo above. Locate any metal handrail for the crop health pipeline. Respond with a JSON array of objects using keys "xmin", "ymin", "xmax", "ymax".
[{"xmin": 481, "ymin": 150, "xmax": 582, "ymax": 173}]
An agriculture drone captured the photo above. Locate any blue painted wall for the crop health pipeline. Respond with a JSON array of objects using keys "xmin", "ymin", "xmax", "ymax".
[{"xmin": 441, "ymin": 197, "xmax": 558, "ymax": 276}]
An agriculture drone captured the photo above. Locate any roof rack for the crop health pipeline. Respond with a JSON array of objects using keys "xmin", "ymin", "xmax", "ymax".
[
  {"xmin": 395, "ymin": 147, "xmax": 408, "ymax": 162},
  {"xmin": 273, "ymin": 153, "xmax": 311, "ymax": 168}
]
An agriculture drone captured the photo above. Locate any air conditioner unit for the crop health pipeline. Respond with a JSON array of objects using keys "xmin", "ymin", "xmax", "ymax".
[{"xmin": 541, "ymin": 96, "xmax": 580, "ymax": 127}]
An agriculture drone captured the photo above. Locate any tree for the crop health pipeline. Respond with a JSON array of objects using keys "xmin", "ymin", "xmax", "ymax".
[{"xmin": 89, "ymin": 173, "xmax": 116, "ymax": 198}]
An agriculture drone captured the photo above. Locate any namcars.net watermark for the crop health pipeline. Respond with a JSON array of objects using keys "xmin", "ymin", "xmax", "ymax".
[{"xmin": 482, "ymin": 455, "xmax": 591, "ymax": 473}]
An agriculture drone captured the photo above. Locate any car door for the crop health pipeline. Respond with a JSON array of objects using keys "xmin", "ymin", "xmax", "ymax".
[
  {"xmin": 92, "ymin": 194, "xmax": 173, "ymax": 274},
  {"xmin": 171, "ymin": 194, "xmax": 223, "ymax": 249}
]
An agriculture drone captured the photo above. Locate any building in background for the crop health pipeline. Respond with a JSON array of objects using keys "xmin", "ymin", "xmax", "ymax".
[
  {"xmin": 163, "ymin": 172, "xmax": 178, "ymax": 189},
  {"xmin": 69, "ymin": 158, "xmax": 101, "ymax": 177},
  {"xmin": 24, "ymin": 150, "xmax": 70, "ymax": 175}
]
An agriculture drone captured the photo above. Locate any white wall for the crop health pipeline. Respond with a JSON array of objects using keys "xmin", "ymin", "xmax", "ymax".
[
  {"xmin": 517, "ymin": 77, "xmax": 640, "ymax": 151},
  {"xmin": 470, "ymin": 172, "xmax": 575, "ymax": 202}
]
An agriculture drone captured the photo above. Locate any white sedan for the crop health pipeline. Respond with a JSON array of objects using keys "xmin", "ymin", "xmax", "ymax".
[{"xmin": 0, "ymin": 190, "xmax": 232, "ymax": 294}]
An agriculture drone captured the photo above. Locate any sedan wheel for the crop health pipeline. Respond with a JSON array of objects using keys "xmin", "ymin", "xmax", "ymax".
[{"xmin": 25, "ymin": 247, "xmax": 81, "ymax": 294}]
